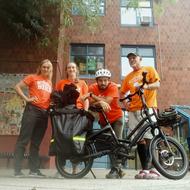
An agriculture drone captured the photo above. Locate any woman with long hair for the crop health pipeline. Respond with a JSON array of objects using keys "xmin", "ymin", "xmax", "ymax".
[
  {"xmin": 14, "ymin": 59, "xmax": 53, "ymax": 177},
  {"xmin": 55, "ymin": 62, "xmax": 89, "ymax": 174},
  {"xmin": 55, "ymin": 62, "xmax": 89, "ymax": 111}
]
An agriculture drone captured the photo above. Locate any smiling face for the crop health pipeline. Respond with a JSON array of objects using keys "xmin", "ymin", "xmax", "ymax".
[
  {"xmin": 128, "ymin": 55, "xmax": 142, "ymax": 71},
  {"xmin": 38, "ymin": 59, "xmax": 53, "ymax": 79},
  {"xmin": 66, "ymin": 62, "xmax": 78, "ymax": 79}
]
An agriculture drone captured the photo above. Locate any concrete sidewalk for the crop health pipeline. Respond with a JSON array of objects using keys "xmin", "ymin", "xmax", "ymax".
[{"xmin": 0, "ymin": 169, "xmax": 190, "ymax": 190}]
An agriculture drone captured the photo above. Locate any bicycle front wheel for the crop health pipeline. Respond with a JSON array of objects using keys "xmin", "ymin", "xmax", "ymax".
[
  {"xmin": 150, "ymin": 136, "xmax": 189, "ymax": 180},
  {"xmin": 55, "ymin": 145, "xmax": 93, "ymax": 179}
]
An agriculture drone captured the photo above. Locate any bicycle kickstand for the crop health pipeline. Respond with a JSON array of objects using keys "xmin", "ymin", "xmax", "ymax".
[{"xmin": 90, "ymin": 169, "xmax": 96, "ymax": 179}]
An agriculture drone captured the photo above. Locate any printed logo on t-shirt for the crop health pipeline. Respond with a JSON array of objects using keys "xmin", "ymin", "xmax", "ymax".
[
  {"xmin": 37, "ymin": 81, "xmax": 52, "ymax": 93},
  {"xmin": 129, "ymin": 75, "xmax": 143, "ymax": 86}
]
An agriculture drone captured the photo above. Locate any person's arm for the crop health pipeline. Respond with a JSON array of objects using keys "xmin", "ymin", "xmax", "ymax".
[
  {"xmin": 83, "ymin": 98, "xmax": 89, "ymax": 111},
  {"xmin": 143, "ymin": 80, "xmax": 160, "ymax": 90},
  {"xmin": 81, "ymin": 92, "xmax": 111, "ymax": 112},
  {"xmin": 143, "ymin": 67, "xmax": 160, "ymax": 90},
  {"xmin": 89, "ymin": 92, "xmax": 113, "ymax": 104},
  {"xmin": 15, "ymin": 81, "xmax": 37, "ymax": 103},
  {"xmin": 120, "ymin": 91, "xmax": 130, "ymax": 111},
  {"xmin": 120, "ymin": 78, "xmax": 131, "ymax": 110},
  {"xmin": 81, "ymin": 81, "xmax": 89, "ymax": 111}
]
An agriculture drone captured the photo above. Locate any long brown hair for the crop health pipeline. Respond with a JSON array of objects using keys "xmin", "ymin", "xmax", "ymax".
[{"xmin": 36, "ymin": 59, "xmax": 53, "ymax": 80}]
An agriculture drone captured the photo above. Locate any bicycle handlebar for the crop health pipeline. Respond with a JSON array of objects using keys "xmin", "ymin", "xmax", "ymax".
[{"xmin": 120, "ymin": 71, "xmax": 148, "ymax": 102}]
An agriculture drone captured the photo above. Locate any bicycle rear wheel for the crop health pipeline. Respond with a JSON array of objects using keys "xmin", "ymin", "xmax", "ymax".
[
  {"xmin": 55, "ymin": 145, "xmax": 93, "ymax": 179},
  {"xmin": 150, "ymin": 136, "xmax": 189, "ymax": 180}
]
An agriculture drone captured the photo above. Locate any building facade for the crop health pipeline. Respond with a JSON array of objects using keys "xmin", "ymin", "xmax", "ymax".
[{"xmin": 0, "ymin": 0, "xmax": 190, "ymax": 168}]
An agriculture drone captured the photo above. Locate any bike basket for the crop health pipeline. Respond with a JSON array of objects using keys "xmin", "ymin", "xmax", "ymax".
[{"xmin": 157, "ymin": 108, "xmax": 181, "ymax": 126}]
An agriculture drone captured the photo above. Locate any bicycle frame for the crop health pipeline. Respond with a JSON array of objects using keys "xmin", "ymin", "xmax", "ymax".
[{"xmin": 84, "ymin": 105, "xmax": 157, "ymax": 161}]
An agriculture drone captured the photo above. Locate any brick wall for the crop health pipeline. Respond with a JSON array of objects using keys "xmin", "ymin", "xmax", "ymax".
[
  {"xmin": 63, "ymin": 0, "xmax": 190, "ymax": 110},
  {"xmin": 1, "ymin": 1, "xmax": 189, "ymax": 109},
  {"xmin": 0, "ymin": 0, "xmax": 190, "ymax": 168}
]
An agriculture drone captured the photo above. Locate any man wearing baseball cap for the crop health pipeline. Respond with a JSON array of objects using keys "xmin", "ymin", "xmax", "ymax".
[{"xmin": 120, "ymin": 53, "xmax": 160, "ymax": 179}]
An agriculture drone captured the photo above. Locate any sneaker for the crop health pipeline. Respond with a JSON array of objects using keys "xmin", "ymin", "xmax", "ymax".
[
  {"xmin": 118, "ymin": 169, "xmax": 126, "ymax": 178},
  {"xmin": 145, "ymin": 170, "xmax": 160, "ymax": 180},
  {"xmin": 134, "ymin": 170, "xmax": 149, "ymax": 179},
  {"xmin": 106, "ymin": 168, "xmax": 120, "ymax": 179},
  {"xmin": 14, "ymin": 171, "xmax": 25, "ymax": 178},
  {"xmin": 29, "ymin": 170, "xmax": 46, "ymax": 177}
]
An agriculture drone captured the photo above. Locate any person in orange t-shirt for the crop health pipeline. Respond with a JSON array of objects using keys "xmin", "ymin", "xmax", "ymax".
[
  {"xmin": 55, "ymin": 62, "xmax": 89, "ymax": 175},
  {"xmin": 14, "ymin": 59, "xmax": 53, "ymax": 177},
  {"xmin": 55, "ymin": 62, "xmax": 89, "ymax": 111},
  {"xmin": 120, "ymin": 52, "xmax": 160, "ymax": 180},
  {"xmin": 82, "ymin": 69, "xmax": 124, "ymax": 179}
]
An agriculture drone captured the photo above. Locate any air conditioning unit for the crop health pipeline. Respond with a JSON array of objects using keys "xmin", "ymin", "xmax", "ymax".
[{"xmin": 140, "ymin": 16, "xmax": 151, "ymax": 26}]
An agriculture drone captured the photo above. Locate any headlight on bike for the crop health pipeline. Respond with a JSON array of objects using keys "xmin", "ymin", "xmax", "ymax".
[{"xmin": 153, "ymin": 128, "xmax": 160, "ymax": 136}]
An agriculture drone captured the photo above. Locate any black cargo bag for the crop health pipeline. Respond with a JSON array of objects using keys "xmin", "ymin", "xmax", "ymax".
[{"xmin": 50, "ymin": 105, "xmax": 94, "ymax": 158}]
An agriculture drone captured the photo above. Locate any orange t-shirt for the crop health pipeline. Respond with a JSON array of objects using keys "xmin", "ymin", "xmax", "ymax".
[
  {"xmin": 89, "ymin": 82, "xmax": 123, "ymax": 125},
  {"xmin": 55, "ymin": 79, "xmax": 88, "ymax": 109},
  {"xmin": 120, "ymin": 66, "xmax": 160, "ymax": 111},
  {"xmin": 23, "ymin": 74, "xmax": 52, "ymax": 110}
]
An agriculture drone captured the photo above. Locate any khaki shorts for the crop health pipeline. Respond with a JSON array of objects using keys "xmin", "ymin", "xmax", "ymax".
[{"xmin": 127, "ymin": 108, "xmax": 156, "ymax": 140}]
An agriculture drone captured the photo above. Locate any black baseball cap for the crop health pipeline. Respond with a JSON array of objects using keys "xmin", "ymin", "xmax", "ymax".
[{"xmin": 127, "ymin": 52, "xmax": 140, "ymax": 58}]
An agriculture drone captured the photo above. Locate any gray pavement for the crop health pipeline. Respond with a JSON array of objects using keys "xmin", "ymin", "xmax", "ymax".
[{"xmin": 0, "ymin": 168, "xmax": 190, "ymax": 190}]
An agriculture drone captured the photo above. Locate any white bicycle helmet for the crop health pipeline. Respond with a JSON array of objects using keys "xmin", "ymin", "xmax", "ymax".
[{"xmin": 95, "ymin": 69, "xmax": 111, "ymax": 78}]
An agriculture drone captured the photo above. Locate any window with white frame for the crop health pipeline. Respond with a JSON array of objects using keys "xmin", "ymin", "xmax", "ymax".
[
  {"xmin": 70, "ymin": 44, "xmax": 105, "ymax": 77},
  {"xmin": 120, "ymin": 0, "xmax": 153, "ymax": 26},
  {"xmin": 72, "ymin": 0, "xmax": 105, "ymax": 16},
  {"xmin": 121, "ymin": 45, "xmax": 156, "ymax": 78}
]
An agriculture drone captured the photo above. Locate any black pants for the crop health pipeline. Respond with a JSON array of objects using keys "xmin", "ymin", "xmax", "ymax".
[
  {"xmin": 109, "ymin": 118, "xmax": 124, "ymax": 170},
  {"xmin": 14, "ymin": 103, "xmax": 48, "ymax": 173},
  {"xmin": 101, "ymin": 117, "xmax": 124, "ymax": 171}
]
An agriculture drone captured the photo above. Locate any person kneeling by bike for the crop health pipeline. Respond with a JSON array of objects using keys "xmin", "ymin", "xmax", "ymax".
[{"xmin": 82, "ymin": 69, "xmax": 125, "ymax": 179}]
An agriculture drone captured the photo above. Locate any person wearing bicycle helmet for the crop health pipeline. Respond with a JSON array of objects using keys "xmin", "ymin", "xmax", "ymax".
[
  {"xmin": 82, "ymin": 68, "xmax": 125, "ymax": 179},
  {"xmin": 120, "ymin": 52, "xmax": 160, "ymax": 179}
]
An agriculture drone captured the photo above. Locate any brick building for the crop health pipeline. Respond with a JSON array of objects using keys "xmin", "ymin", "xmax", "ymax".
[{"xmin": 0, "ymin": 0, "xmax": 190, "ymax": 168}]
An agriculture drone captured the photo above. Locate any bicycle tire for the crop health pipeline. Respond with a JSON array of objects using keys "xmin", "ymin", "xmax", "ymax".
[
  {"xmin": 150, "ymin": 136, "xmax": 189, "ymax": 180},
  {"xmin": 55, "ymin": 145, "xmax": 94, "ymax": 179}
]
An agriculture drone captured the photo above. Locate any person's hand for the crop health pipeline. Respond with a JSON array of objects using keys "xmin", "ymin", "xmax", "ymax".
[
  {"xmin": 98, "ymin": 100, "xmax": 111, "ymax": 112},
  {"xmin": 26, "ymin": 96, "xmax": 38, "ymax": 103},
  {"xmin": 143, "ymin": 83, "xmax": 150, "ymax": 90},
  {"xmin": 80, "ymin": 93, "xmax": 90, "ymax": 102},
  {"xmin": 123, "ymin": 100, "xmax": 130, "ymax": 111}
]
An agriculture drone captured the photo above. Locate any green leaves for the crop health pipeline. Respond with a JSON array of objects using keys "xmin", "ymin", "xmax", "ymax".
[
  {"xmin": 0, "ymin": 0, "xmax": 49, "ymax": 42},
  {"xmin": 153, "ymin": 0, "xmax": 178, "ymax": 17},
  {"xmin": 0, "ymin": 0, "xmax": 102, "ymax": 45}
]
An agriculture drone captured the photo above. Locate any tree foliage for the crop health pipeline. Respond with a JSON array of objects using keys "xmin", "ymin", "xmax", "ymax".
[
  {"xmin": 125, "ymin": 0, "xmax": 178, "ymax": 17},
  {"xmin": 0, "ymin": 0, "xmax": 53, "ymax": 44},
  {"xmin": 0, "ymin": 0, "xmax": 178, "ymax": 46},
  {"xmin": 153, "ymin": 0, "xmax": 178, "ymax": 17},
  {"xmin": 0, "ymin": 0, "xmax": 101, "ymax": 46}
]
